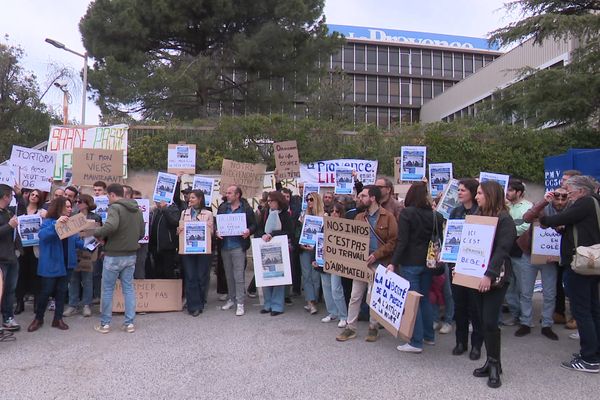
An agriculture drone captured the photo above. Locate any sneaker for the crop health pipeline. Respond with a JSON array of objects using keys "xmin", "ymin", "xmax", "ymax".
[
  {"xmin": 501, "ymin": 317, "xmax": 518, "ymax": 326},
  {"xmin": 303, "ymin": 304, "xmax": 311, "ymax": 312},
  {"xmin": 365, "ymin": 328, "xmax": 379, "ymax": 342},
  {"xmin": 218, "ymin": 294, "xmax": 228, "ymax": 301},
  {"xmin": 541, "ymin": 327, "xmax": 559, "ymax": 341},
  {"xmin": 122, "ymin": 323, "xmax": 135, "ymax": 333},
  {"xmin": 95, "ymin": 324, "xmax": 110, "ymax": 334},
  {"xmin": 560, "ymin": 357, "xmax": 600, "ymax": 373},
  {"xmin": 236, "ymin": 304, "xmax": 245, "ymax": 316},
  {"xmin": 468, "ymin": 323, "xmax": 473, "ymax": 333},
  {"xmin": 309, "ymin": 304, "xmax": 318, "ymax": 315},
  {"xmin": 48, "ymin": 300, "xmax": 56, "ymax": 311},
  {"xmin": 396, "ymin": 343, "xmax": 423, "ymax": 353},
  {"xmin": 221, "ymin": 299, "xmax": 235, "ymax": 310},
  {"xmin": 82, "ymin": 305, "xmax": 92, "ymax": 317},
  {"xmin": 2, "ymin": 317, "xmax": 21, "ymax": 332},
  {"xmin": 337, "ymin": 319, "xmax": 347, "ymax": 328},
  {"xmin": 63, "ymin": 306, "xmax": 78, "ymax": 317},
  {"xmin": 247, "ymin": 292, "xmax": 257, "ymax": 298},
  {"xmin": 569, "ymin": 332, "xmax": 580, "ymax": 340},
  {"xmin": 424, "ymin": 339, "xmax": 436, "ymax": 346},
  {"xmin": 336, "ymin": 328, "xmax": 357, "ymax": 342},
  {"xmin": 439, "ymin": 322, "xmax": 452, "ymax": 334},
  {"xmin": 433, "ymin": 321, "xmax": 441, "ymax": 331},
  {"xmin": 515, "ymin": 325, "xmax": 531, "ymax": 337},
  {"xmin": 321, "ymin": 315, "xmax": 337, "ymax": 323}
]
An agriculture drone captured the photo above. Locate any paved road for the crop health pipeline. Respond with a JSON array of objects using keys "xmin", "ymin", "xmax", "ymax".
[{"xmin": 2, "ymin": 274, "xmax": 597, "ymax": 400}]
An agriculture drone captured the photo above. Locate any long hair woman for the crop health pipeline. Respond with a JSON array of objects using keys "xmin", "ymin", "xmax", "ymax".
[
  {"xmin": 471, "ymin": 181, "xmax": 517, "ymax": 388},
  {"xmin": 298, "ymin": 191, "xmax": 324, "ymax": 315}
]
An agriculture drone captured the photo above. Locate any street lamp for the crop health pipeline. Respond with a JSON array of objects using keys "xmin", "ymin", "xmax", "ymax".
[{"xmin": 45, "ymin": 38, "xmax": 89, "ymax": 125}]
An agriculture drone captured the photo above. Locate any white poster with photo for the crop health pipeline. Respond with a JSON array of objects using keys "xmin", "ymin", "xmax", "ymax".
[
  {"xmin": 153, "ymin": 172, "xmax": 178, "ymax": 204},
  {"xmin": 168, "ymin": 144, "xmax": 196, "ymax": 174},
  {"xmin": 251, "ymin": 235, "xmax": 292, "ymax": 287},
  {"xmin": 532, "ymin": 226, "xmax": 561, "ymax": 257},
  {"xmin": 216, "ymin": 213, "xmax": 247, "ymax": 237},
  {"xmin": 302, "ymin": 183, "xmax": 320, "ymax": 211},
  {"xmin": 299, "ymin": 215, "xmax": 323, "ymax": 247},
  {"xmin": 192, "ymin": 176, "xmax": 215, "ymax": 207},
  {"xmin": 10, "ymin": 145, "xmax": 55, "ymax": 192},
  {"xmin": 0, "ymin": 166, "xmax": 15, "ymax": 186},
  {"xmin": 436, "ymin": 179, "xmax": 460, "ymax": 220},
  {"xmin": 17, "ymin": 214, "xmax": 42, "ymax": 247},
  {"xmin": 369, "ymin": 264, "xmax": 411, "ymax": 332},
  {"xmin": 400, "ymin": 146, "xmax": 427, "ymax": 181},
  {"xmin": 315, "ymin": 233, "xmax": 325, "ymax": 267},
  {"xmin": 300, "ymin": 159, "xmax": 378, "ymax": 186},
  {"xmin": 135, "ymin": 199, "xmax": 150, "ymax": 244},
  {"xmin": 479, "ymin": 172, "xmax": 510, "ymax": 195},
  {"xmin": 334, "ymin": 166, "xmax": 353, "ymax": 195},
  {"xmin": 429, "ymin": 163, "xmax": 453, "ymax": 198},
  {"xmin": 440, "ymin": 219, "xmax": 465, "ymax": 263},
  {"xmin": 83, "ymin": 236, "xmax": 100, "ymax": 252},
  {"xmin": 94, "ymin": 195, "xmax": 109, "ymax": 223},
  {"xmin": 183, "ymin": 221, "xmax": 208, "ymax": 254},
  {"xmin": 455, "ymin": 217, "xmax": 497, "ymax": 279}
]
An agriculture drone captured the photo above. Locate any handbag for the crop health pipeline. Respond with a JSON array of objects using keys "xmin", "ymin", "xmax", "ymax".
[
  {"xmin": 571, "ymin": 197, "xmax": 600, "ymax": 275},
  {"xmin": 426, "ymin": 212, "xmax": 443, "ymax": 272}
]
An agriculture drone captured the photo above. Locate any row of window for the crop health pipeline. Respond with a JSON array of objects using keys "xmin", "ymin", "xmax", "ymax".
[{"xmin": 347, "ymin": 76, "xmax": 454, "ymax": 106}]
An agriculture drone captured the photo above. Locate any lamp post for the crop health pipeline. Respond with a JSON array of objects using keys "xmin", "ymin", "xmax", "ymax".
[{"xmin": 45, "ymin": 38, "xmax": 89, "ymax": 125}]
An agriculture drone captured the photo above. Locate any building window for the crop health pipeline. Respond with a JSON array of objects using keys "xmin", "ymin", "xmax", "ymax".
[
  {"xmin": 422, "ymin": 50, "xmax": 432, "ymax": 76},
  {"xmin": 411, "ymin": 49, "xmax": 422, "ymax": 76},
  {"xmin": 453, "ymin": 54, "xmax": 464, "ymax": 79},
  {"xmin": 390, "ymin": 108, "xmax": 400, "ymax": 125},
  {"xmin": 343, "ymin": 45, "xmax": 354, "ymax": 71},
  {"xmin": 400, "ymin": 49, "xmax": 410, "ymax": 74},
  {"xmin": 367, "ymin": 46, "xmax": 377, "ymax": 72},
  {"xmin": 355, "ymin": 106, "xmax": 366, "ymax": 124},
  {"xmin": 367, "ymin": 76, "xmax": 377, "ymax": 103},
  {"xmin": 443, "ymin": 81, "xmax": 454, "ymax": 91},
  {"xmin": 389, "ymin": 47, "xmax": 399, "ymax": 74},
  {"xmin": 422, "ymin": 80, "xmax": 433, "ymax": 101},
  {"xmin": 332, "ymin": 46, "xmax": 342, "ymax": 69},
  {"xmin": 355, "ymin": 75, "xmax": 366, "ymax": 102},
  {"xmin": 378, "ymin": 76, "xmax": 388, "ymax": 104},
  {"xmin": 400, "ymin": 79, "xmax": 410, "ymax": 105},
  {"xmin": 379, "ymin": 108, "xmax": 390, "ymax": 128},
  {"xmin": 390, "ymin": 77, "xmax": 400, "ymax": 104},
  {"xmin": 484, "ymin": 55, "xmax": 494, "ymax": 66},
  {"xmin": 433, "ymin": 51, "xmax": 442, "ymax": 77},
  {"xmin": 433, "ymin": 81, "xmax": 443, "ymax": 97},
  {"xmin": 378, "ymin": 46, "xmax": 389, "ymax": 73},
  {"xmin": 401, "ymin": 109, "xmax": 412, "ymax": 124},
  {"xmin": 355, "ymin": 44, "xmax": 365, "ymax": 71},
  {"xmin": 474, "ymin": 55, "xmax": 484, "ymax": 72},
  {"xmin": 412, "ymin": 79, "xmax": 422, "ymax": 106},
  {"xmin": 366, "ymin": 107, "xmax": 377, "ymax": 124},
  {"xmin": 443, "ymin": 53, "xmax": 453, "ymax": 77}
]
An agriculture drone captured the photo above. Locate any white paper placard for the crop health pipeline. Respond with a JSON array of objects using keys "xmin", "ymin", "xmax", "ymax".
[
  {"xmin": 17, "ymin": 214, "xmax": 42, "ymax": 247},
  {"xmin": 479, "ymin": 171, "xmax": 510, "ymax": 195},
  {"xmin": 216, "ymin": 213, "xmax": 247, "ymax": 237},
  {"xmin": 183, "ymin": 221, "xmax": 208, "ymax": 254},
  {"xmin": 10, "ymin": 145, "xmax": 55, "ymax": 192},
  {"xmin": 400, "ymin": 146, "xmax": 426, "ymax": 181},
  {"xmin": 0, "ymin": 166, "xmax": 16, "ymax": 186},
  {"xmin": 299, "ymin": 215, "xmax": 323, "ymax": 246},
  {"xmin": 315, "ymin": 232, "xmax": 325, "ymax": 267},
  {"xmin": 168, "ymin": 144, "xmax": 196, "ymax": 174},
  {"xmin": 192, "ymin": 176, "xmax": 215, "ymax": 207},
  {"xmin": 531, "ymin": 226, "xmax": 561, "ymax": 257},
  {"xmin": 455, "ymin": 216, "xmax": 497, "ymax": 279},
  {"xmin": 135, "ymin": 199, "xmax": 150, "ymax": 244},
  {"xmin": 440, "ymin": 219, "xmax": 465, "ymax": 263},
  {"xmin": 429, "ymin": 163, "xmax": 453, "ymax": 198},
  {"xmin": 369, "ymin": 265, "xmax": 410, "ymax": 332},
  {"xmin": 152, "ymin": 172, "xmax": 178, "ymax": 204},
  {"xmin": 302, "ymin": 183, "xmax": 320, "ymax": 210},
  {"xmin": 94, "ymin": 195, "xmax": 109, "ymax": 223},
  {"xmin": 334, "ymin": 166, "xmax": 353, "ymax": 194},
  {"xmin": 251, "ymin": 235, "xmax": 292, "ymax": 287}
]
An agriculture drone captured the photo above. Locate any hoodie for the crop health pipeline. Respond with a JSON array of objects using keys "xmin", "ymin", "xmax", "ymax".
[{"xmin": 94, "ymin": 198, "xmax": 145, "ymax": 256}]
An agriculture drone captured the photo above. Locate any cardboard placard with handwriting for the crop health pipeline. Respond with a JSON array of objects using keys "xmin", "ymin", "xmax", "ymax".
[
  {"xmin": 530, "ymin": 222, "xmax": 561, "ymax": 265},
  {"xmin": 219, "ymin": 159, "xmax": 266, "ymax": 198},
  {"xmin": 112, "ymin": 279, "xmax": 183, "ymax": 312},
  {"xmin": 274, "ymin": 140, "xmax": 301, "ymax": 180},
  {"xmin": 56, "ymin": 213, "xmax": 98, "ymax": 240},
  {"xmin": 71, "ymin": 148, "xmax": 124, "ymax": 186},
  {"xmin": 323, "ymin": 216, "xmax": 372, "ymax": 282}
]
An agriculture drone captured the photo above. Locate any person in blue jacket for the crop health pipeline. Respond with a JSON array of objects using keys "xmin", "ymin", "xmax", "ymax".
[{"xmin": 27, "ymin": 197, "xmax": 84, "ymax": 332}]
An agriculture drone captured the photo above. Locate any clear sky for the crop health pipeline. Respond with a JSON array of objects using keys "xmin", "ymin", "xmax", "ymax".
[{"xmin": 1, "ymin": 0, "xmax": 514, "ymax": 125}]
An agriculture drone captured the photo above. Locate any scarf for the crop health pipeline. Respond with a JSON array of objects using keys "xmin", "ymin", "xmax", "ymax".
[{"xmin": 264, "ymin": 209, "xmax": 282, "ymax": 234}]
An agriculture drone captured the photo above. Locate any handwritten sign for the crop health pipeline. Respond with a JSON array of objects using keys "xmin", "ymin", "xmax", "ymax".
[
  {"xmin": 71, "ymin": 148, "xmax": 124, "ymax": 186},
  {"xmin": 454, "ymin": 215, "xmax": 498, "ymax": 289},
  {"xmin": 440, "ymin": 219, "xmax": 465, "ymax": 263},
  {"xmin": 47, "ymin": 124, "xmax": 128, "ymax": 180},
  {"xmin": 299, "ymin": 215, "xmax": 323, "ymax": 246},
  {"xmin": 274, "ymin": 140, "xmax": 300, "ymax": 180},
  {"xmin": 0, "ymin": 166, "xmax": 15, "ymax": 186},
  {"xmin": 112, "ymin": 279, "xmax": 182, "ymax": 312},
  {"xmin": 300, "ymin": 159, "xmax": 378, "ymax": 185},
  {"xmin": 10, "ymin": 145, "xmax": 55, "ymax": 192},
  {"xmin": 216, "ymin": 213, "xmax": 247, "ymax": 237},
  {"xmin": 251, "ymin": 235, "xmax": 293, "ymax": 287},
  {"xmin": 400, "ymin": 146, "xmax": 426, "ymax": 181},
  {"xmin": 323, "ymin": 216, "xmax": 372, "ymax": 282},
  {"xmin": 219, "ymin": 159, "xmax": 266, "ymax": 198},
  {"xmin": 55, "ymin": 213, "xmax": 98, "ymax": 240},
  {"xmin": 369, "ymin": 265, "xmax": 410, "ymax": 335},
  {"xmin": 135, "ymin": 199, "xmax": 150, "ymax": 244},
  {"xmin": 531, "ymin": 224, "xmax": 561, "ymax": 264},
  {"xmin": 152, "ymin": 172, "xmax": 178, "ymax": 203},
  {"xmin": 168, "ymin": 144, "xmax": 196, "ymax": 174},
  {"xmin": 429, "ymin": 163, "xmax": 453, "ymax": 198},
  {"xmin": 334, "ymin": 166, "xmax": 354, "ymax": 194}
]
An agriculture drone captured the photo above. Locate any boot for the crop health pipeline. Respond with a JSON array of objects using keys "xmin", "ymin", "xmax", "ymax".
[
  {"xmin": 487, "ymin": 357, "xmax": 502, "ymax": 388},
  {"xmin": 473, "ymin": 357, "xmax": 492, "ymax": 377},
  {"xmin": 14, "ymin": 299, "xmax": 25, "ymax": 315}
]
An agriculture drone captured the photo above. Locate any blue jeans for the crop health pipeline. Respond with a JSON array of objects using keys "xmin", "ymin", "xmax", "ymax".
[
  {"xmin": 519, "ymin": 255, "xmax": 557, "ymax": 328},
  {"xmin": 506, "ymin": 255, "xmax": 526, "ymax": 320},
  {"xmin": 101, "ymin": 255, "xmax": 136, "ymax": 326},
  {"xmin": 321, "ymin": 273, "xmax": 348, "ymax": 320},
  {"xmin": 181, "ymin": 254, "xmax": 212, "ymax": 313},
  {"xmin": 566, "ymin": 269, "xmax": 600, "ymax": 363},
  {"xmin": 263, "ymin": 285, "xmax": 285, "ymax": 313},
  {"xmin": 69, "ymin": 270, "xmax": 93, "ymax": 307},
  {"xmin": 299, "ymin": 250, "xmax": 321, "ymax": 302},
  {"xmin": 0, "ymin": 262, "xmax": 19, "ymax": 322},
  {"xmin": 400, "ymin": 266, "xmax": 434, "ymax": 348}
]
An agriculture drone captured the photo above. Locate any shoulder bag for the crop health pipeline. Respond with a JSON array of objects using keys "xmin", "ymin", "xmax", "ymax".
[{"xmin": 571, "ymin": 197, "xmax": 600, "ymax": 275}]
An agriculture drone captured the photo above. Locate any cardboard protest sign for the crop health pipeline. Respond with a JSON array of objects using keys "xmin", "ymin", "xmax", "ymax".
[
  {"xmin": 55, "ymin": 213, "xmax": 98, "ymax": 240},
  {"xmin": 300, "ymin": 159, "xmax": 378, "ymax": 185},
  {"xmin": 71, "ymin": 148, "xmax": 124, "ymax": 186},
  {"xmin": 369, "ymin": 287, "xmax": 422, "ymax": 342},
  {"xmin": 440, "ymin": 219, "xmax": 465, "ymax": 263},
  {"xmin": 479, "ymin": 171, "xmax": 510, "ymax": 195},
  {"xmin": 394, "ymin": 184, "xmax": 412, "ymax": 201},
  {"xmin": 216, "ymin": 213, "xmax": 247, "ymax": 236},
  {"xmin": 299, "ymin": 215, "xmax": 323, "ymax": 246},
  {"xmin": 192, "ymin": 176, "xmax": 215, "ymax": 207},
  {"xmin": 0, "ymin": 166, "xmax": 15, "ymax": 186},
  {"xmin": 436, "ymin": 179, "xmax": 460, "ymax": 220},
  {"xmin": 334, "ymin": 166, "xmax": 354, "ymax": 194},
  {"xmin": 454, "ymin": 215, "xmax": 498, "ymax": 289},
  {"xmin": 180, "ymin": 221, "xmax": 210, "ymax": 254},
  {"xmin": 153, "ymin": 172, "xmax": 178, "ymax": 203},
  {"xmin": 112, "ymin": 279, "xmax": 183, "ymax": 312},
  {"xmin": 251, "ymin": 235, "xmax": 292, "ymax": 287},
  {"xmin": 315, "ymin": 233, "xmax": 325, "ymax": 267},
  {"xmin": 47, "ymin": 124, "xmax": 128, "ymax": 180},
  {"xmin": 10, "ymin": 145, "xmax": 55, "ymax": 192},
  {"xmin": 302, "ymin": 183, "xmax": 320, "ymax": 210},
  {"xmin": 219, "ymin": 159, "xmax": 266, "ymax": 198},
  {"xmin": 135, "ymin": 199, "xmax": 150, "ymax": 244},
  {"xmin": 369, "ymin": 265, "xmax": 410, "ymax": 335},
  {"xmin": 168, "ymin": 144, "xmax": 196, "ymax": 174},
  {"xmin": 274, "ymin": 140, "xmax": 301, "ymax": 180},
  {"xmin": 75, "ymin": 247, "xmax": 98, "ymax": 272},
  {"xmin": 323, "ymin": 216, "xmax": 372, "ymax": 282},
  {"xmin": 531, "ymin": 223, "xmax": 561, "ymax": 264},
  {"xmin": 400, "ymin": 146, "xmax": 426, "ymax": 181},
  {"xmin": 429, "ymin": 163, "xmax": 453, "ymax": 198},
  {"xmin": 17, "ymin": 215, "xmax": 42, "ymax": 247}
]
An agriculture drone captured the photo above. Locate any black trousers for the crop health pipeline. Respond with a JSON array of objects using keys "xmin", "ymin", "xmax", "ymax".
[
  {"xmin": 452, "ymin": 283, "xmax": 484, "ymax": 349},
  {"xmin": 36, "ymin": 274, "xmax": 69, "ymax": 322},
  {"xmin": 150, "ymin": 249, "xmax": 177, "ymax": 279},
  {"xmin": 555, "ymin": 263, "xmax": 566, "ymax": 315},
  {"xmin": 474, "ymin": 284, "xmax": 508, "ymax": 361},
  {"xmin": 16, "ymin": 247, "xmax": 39, "ymax": 302}
]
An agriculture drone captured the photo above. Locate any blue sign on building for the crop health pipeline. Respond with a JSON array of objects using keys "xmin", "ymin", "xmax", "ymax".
[{"xmin": 327, "ymin": 24, "xmax": 498, "ymax": 51}]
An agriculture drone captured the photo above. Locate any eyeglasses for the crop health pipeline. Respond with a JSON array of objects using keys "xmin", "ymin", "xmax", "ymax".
[
  {"xmin": 305, "ymin": 197, "xmax": 314, "ymax": 202},
  {"xmin": 552, "ymin": 193, "xmax": 568, "ymax": 200}
]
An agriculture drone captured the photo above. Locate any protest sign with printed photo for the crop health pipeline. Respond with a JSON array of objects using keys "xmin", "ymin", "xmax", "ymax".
[
  {"xmin": 302, "ymin": 183, "xmax": 320, "ymax": 210},
  {"xmin": 152, "ymin": 172, "xmax": 178, "ymax": 203},
  {"xmin": 251, "ymin": 235, "xmax": 292, "ymax": 287},
  {"xmin": 135, "ymin": 199, "xmax": 150, "ymax": 244},
  {"xmin": 436, "ymin": 179, "xmax": 460, "ymax": 220},
  {"xmin": 182, "ymin": 221, "xmax": 208, "ymax": 254},
  {"xmin": 334, "ymin": 166, "xmax": 354, "ymax": 195},
  {"xmin": 299, "ymin": 215, "xmax": 323, "ymax": 246},
  {"xmin": 440, "ymin": 219, "xmax": 465, "ymax": 263},
  {"xmin": 315, "ymin": 233, "xmax": 325, "ymax": 267},
  {"xmin": 400, "ymin": 146, "xmax": 426, "ymax": 181},
  {"xmin": 429, "ymin": 163, "xmax": 453, "ymax": 198},
  {"xmin": 17, "ymin": 214, "xmax": 42, "ymax": 247},
  {"xmin": 479, "ymin": 171, "xmax": 510, "ymax": 195},
  {"xmin": 168, "ymin": 144, "xmax": 196, "ymax": 174},
  {"xmin": 192, "ymin": 176, "xmax": 215, "ymax": 207}
]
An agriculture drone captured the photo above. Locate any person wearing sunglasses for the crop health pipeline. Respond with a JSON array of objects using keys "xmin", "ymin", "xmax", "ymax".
[{"xmin": 298, "ymin": 193, "xmax": 325, "ymax": 315}]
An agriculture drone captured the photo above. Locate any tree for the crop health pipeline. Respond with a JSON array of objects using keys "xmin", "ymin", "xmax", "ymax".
[
  {"xmin": 487, "ymin": 1, "xmax": 600, "ymax": 130},
  {"xmin": 0, "ymin": 39, "xmax": 59, "ymax": 160},
  {"xmin": 79, "ymin": 0, "xmax": 342, "ymax": 121}
]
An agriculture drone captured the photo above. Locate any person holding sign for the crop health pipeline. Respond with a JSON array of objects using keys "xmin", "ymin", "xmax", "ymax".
[
  {"xmin": 254, "ymin": 191, "xmax": 294, "ymax": 316},
  {"xmin": 0, "ymin": 184, "xmax": 22, "ymax": 333},
  {"xmin": 540, "ymin": 176, "xmax": 600, "ymax": 373},
  {"xmin": 27, "ymin": 197, "xmax": 84, "ymax": 332},
  {"xmin": 470, "ymin": 181, "xmax": 517, "ymax": 388},
  {"xmin": 298, "ymin": 192, "xmax": 324, "ymax": 315},
  {"xmin": 337, "ymin": 185, "xmax": 397, "ymax": 342},
  {"xmin": 177, "ymin": 190, "xmax": 214, "ymax": 317},
  {"xmin": 387, "ymin": 182, "xmax": 443, "ymax": 354}
]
